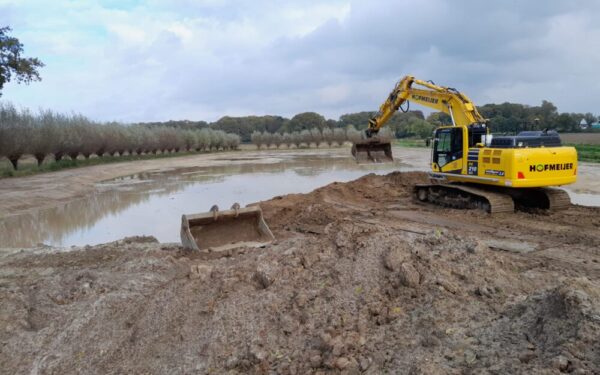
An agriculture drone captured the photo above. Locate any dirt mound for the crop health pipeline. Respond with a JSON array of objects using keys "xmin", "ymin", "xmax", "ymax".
[
  {"xmin": 262, "ymin": 171, "xmax": 429, "ymax": 234},
  {"xmin": 1, "ymin": 171, "xmax": 599, "ymax": 374},
  {"xmin": 469, "ymin": 277, "xmax": 600, "ymax": 373}
]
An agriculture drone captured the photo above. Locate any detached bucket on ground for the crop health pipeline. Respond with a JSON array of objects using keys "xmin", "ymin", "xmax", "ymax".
[
  {"xmin": 181, "ymin": 204, "xmax": 274, "ymax": 251},
  {"xmin": 351, "ymin": 139, "xmax": 393, "ymax": 163}
]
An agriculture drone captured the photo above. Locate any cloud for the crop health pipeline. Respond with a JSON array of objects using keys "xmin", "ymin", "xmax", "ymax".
[{"xmin": 0, "ymin": 0, "xmax": 599, "ymax": 122}]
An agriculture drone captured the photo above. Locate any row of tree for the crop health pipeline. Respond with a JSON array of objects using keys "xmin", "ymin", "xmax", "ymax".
[
  {"xmin": 3, "ymin": 98, "xmax": 596, "ymax": 170},
  {"xmin": 0, "ymin": 102, "xmax": 240, "ymax": 170},
  {"xmin": 210, "ymin": 111, "xmax": 423, "ymax": 142},
  {"xmin": 249, "ymin": 127, "xmax": 394, "ymax": 149},
  {"xmin": 140, "ymin": 100, "xmax": 598, "ymax": 142},
  {"xmin": 149, "ymin": 111, "xmax": 430, "ymax": 143}
]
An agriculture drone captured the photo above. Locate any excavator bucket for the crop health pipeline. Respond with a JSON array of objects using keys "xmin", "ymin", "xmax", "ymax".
[
  {"xmin": 181, "ymin": 204, "xmax": 275, "ymax": 251},
  {"xmin": 351, "ymin": 138, "xmax": 393, "ymax": 163}
]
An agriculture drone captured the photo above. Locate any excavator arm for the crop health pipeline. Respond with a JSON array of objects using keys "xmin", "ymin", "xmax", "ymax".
[
  {"xmin": 352, "ymin": 75, "xmax": 486, "ymax": 162},
  {"xmin": 367, "ymin": 76, "xmax": 485, "ymax": 134}
]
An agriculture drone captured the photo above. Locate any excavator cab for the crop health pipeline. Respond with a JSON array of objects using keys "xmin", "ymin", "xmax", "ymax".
[{"xmin": 432, "ymin": 127, "xmax": 463, "ymax": 171}]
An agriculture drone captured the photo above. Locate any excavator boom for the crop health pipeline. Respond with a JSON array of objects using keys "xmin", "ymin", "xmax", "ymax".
[{"xmin": 352, "ymin": 76, "xmax": 486, "ymax": 163}]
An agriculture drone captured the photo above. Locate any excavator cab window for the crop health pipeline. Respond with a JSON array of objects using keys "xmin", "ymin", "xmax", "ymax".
[
  {"xmin": 433, "ymin": 128, "xmax": 463, "ymax": 167},
  {"xmin": 468, "ymin": 124, "xmax": 487, "ymax": 147}
]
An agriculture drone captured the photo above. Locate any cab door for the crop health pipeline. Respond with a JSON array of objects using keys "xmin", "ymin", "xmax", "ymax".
[{"xmin": 432, "ymin": 127, "xmax": 463, "ymax": 173}]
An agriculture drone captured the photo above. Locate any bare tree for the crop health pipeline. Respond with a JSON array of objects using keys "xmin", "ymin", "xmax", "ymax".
[
  {"xmin": 261, "ymin": 131, "xmax": 273, "ymax": 149},
  {"xmin": 213, "ymin": 130, "xmax": 227, "ymax": 150},
  {"xmin": 128, "ymin": 126, "xmax": 150, "ymax": 155},
  {"xmin": 0, "ymin": 102, "xmax": 32, "ymax": 169},
  {"xmin": 196, "ymin": 129, "xmax": 210, "ymax": 151},
  {"xmin": 1, "ymin": 101, "xmax": 242, "ymax": 171},
  {"xmin": 225, "ymin": 133, "xmax": 241, "ymax": 150},
  {"xmin": 251, "ymin": 130, "xmax": 263, "ymax": 149},
  {"xmin": 49, "ymin": 112, "xmax": 70, "ymax": 161},
  {"xmin": 140, "ymin": 126, "xmax": 160, "ymax": 155},
  {"xmin": 182, "ymin": 130, "xmax": 196, "ymax": 152},
  {"xmin": 300, "ymin": 129, "xmax": 312, "ymax": 147},
  {"xmin": 123, "ymin": 126, "xmax": 136, "ymax": 155},
  {"xmin": 62, "ymin": 116, "xmax": 83, "ymax": 160},
  {"xmin": 104, "ymin": 123, "xmax": 128, "ymax": 156},
  {"xmin": 156, "ymin": 127, "xmax": 178, "ymax": 153},
  {"xmin": 70, "ymin": 114, "xmax": 98, "ymax": 159},
  {"xmin": 93, "ymin": 124, "xmax": 110, "ymax": 157},
  {"xmin": 322, "ymin": 127, "xmax": 334, "ymax": 147},
  {"xmin": 28, "ymin": 109, "xmax": 59, "ymax": 165},
  {"xmin": 292, "ymin": 131, "xmax": 302, "ymax": 148},
  {"xmin": 173, "ymin": 130, "xmax": 185, "ymax": 152},
  {"xmin": 282, "ymin": 132, "xmax": 293, "ymax": 148},
  {"xmin": 272, "ymin": 132, "xmax": 283, "ymax": 148},
  {"xmin": 333, "ymin": 128, "xmax": 346, "ymax": 146},
  {"xmin": 310, "ymin": 128, "xmax": 323, "ymax": 148}
]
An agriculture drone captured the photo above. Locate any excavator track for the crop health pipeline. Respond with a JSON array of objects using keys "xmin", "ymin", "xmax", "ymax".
[
  {"xmin": 542, "ymin": 188, "xmax": 571, "ymax": 211},
  {"xmin": 510, "ymin": 187, "xmax": 571, "ymax": 211},
  {"xmin": 414, "ymin": 184, "xmax": 572, "ymax": 213},
  {"xmin": 414, "ymin": 184, "xmax": 514, "ymax": 213}
]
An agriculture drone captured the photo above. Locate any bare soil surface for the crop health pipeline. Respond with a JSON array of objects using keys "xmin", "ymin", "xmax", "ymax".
[{"xmin": 1, "ymin": 171, "xmax": 599, "ymax": 374}]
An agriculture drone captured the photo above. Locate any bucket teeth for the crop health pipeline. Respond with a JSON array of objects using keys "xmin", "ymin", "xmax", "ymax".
[{"xmin": 181, "ymin": 204, "xmax": 275, "ymax": 252}]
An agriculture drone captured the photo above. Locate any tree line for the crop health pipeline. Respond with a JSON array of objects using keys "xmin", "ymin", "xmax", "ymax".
[
  {"xmin": 142, "ymin": 100, "xmax": 597, "ymax": 143},
  {"xmin": 476, "ymin": 101, "xmax": 597, "ymax": 134},
  {"xmin": 249, "ymin": 127, "xmax": 394, "ymax": 149},
  {"xmin": 3, "ymin": 98, "xmax": 597, "ymax": 170},
  {"xmin": 0, "ymin": 102, "xmax": 240, "ymax": 170}
]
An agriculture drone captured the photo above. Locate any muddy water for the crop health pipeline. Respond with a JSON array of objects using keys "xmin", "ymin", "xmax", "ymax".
[
  {"xmin": 0, "ymin": 152, "xmax": 408, "ymax": 247},
  {"xmin": 0, "ymin": 149, "xmax": 598, "ymax": 248}
]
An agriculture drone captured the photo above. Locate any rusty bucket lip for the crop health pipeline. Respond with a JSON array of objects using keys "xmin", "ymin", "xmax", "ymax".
[{"xmin": 181, "ymin": 205, "xmax": 275, "ymax": 252}]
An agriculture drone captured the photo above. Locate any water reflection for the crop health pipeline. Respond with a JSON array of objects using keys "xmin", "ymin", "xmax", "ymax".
[
  {"xmin": 0, "ymin": 178, "xmax": 192, "ymax": 247},
  {"xmin": 563, "ymin": 189, "xmax": 600, "ymax": 207},
  {"xmin": 0, "ymin": 154, "xmax": 404, "ymax": 247}
]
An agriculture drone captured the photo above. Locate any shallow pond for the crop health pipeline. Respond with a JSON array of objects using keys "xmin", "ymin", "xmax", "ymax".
[
  {"xmin": 0, "ymin": 149, "xmax": 597, "ymax": 248},
  {"xmin": 0, "ymin": 152, "xmax": 409, "ymax": 247}
]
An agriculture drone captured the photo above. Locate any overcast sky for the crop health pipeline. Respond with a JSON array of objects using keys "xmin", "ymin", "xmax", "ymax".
[{"xmin": 1, "ymin": 0, "xmax": 599, "ymax": 122}]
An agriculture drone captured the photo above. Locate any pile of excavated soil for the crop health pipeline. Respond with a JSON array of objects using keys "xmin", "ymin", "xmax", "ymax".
[{"xmin": 1, "ymin": 172, "xmax": 599, "ymax": 374}]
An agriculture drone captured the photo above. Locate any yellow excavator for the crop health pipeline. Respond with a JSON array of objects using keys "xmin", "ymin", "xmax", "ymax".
[{"xmin": 353, "ymin": 75, "xmax": 578, "ymax": 213}]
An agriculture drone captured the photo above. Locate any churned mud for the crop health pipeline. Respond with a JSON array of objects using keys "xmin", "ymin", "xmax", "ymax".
[{"xmin": 1, "ymin": 171, "xmax": 599, "ymax": 374}]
